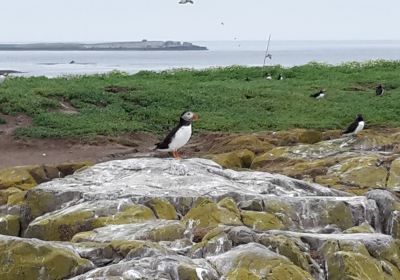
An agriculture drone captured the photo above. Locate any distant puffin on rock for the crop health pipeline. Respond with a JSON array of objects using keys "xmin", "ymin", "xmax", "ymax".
[
  {"xmin": 376, "ymin": 84, "xmax": 385, "ymax": 96},
  {"xmin": 310, "ymin": 89, "xmax": 327, "ymax": 99},
  {"xmin": 343, "ymin": 114, "xmax": 365, "ymax": 137},
  {"xmin": 155, "ymin": 111, "xmax": 199, "ymax": 159}
]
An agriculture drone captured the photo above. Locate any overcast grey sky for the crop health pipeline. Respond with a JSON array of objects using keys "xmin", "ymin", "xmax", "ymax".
[{"xmin": 1, "ymin": 0, "xmax": 399, "ymax": 42}]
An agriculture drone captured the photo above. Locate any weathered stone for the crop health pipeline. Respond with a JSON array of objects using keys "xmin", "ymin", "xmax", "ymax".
[
  {"xmin": 387, "ymin": 157, "xmax": 400, "ymax": 189},
  {"xmin": 0, "ymin": 166, "xmax": 37, "ymax": 190},
  {"xmin": 24, "ymin": 201, "xmax": 156, "ymax": 241},
  {"xmin": 0, "ymin": 235, "xmax": 94, "ymax": 280},
  {"xmin": 212, "ymin": 149, "xmax": 255, "ymax": 169},
  {"xmin": 7, "ymin": 190, "xmax": 27, "ymax": 205},
  {"xmin": 0, "ymin": 187, "xmax": 22, "ymax": 205},
  {"xmin": 344, "ymin": 222, "xmax": 375, "ymax": 234},
  {"xmin": 210, "ymin": 135, "xmax": 274, "ymax": 154},
  {"xmin": 182, "ymin": 197, "xmax": 242, "ymax": 230},
  {"xmin": 207, "ymin": 243, "xmax": 313, "ymax": 279},
  {"xmin": 299, "ymin": 129, "xmax": 322, "ymax": 144},
  {"xmin": 241, "ymin": 210, "xmax": 285, "ymax": 231},
  {"xmin": 0, "ymin": 215, "xmax": 20, "ymax": 236},
  {"xmin": 72, "ymin": 220, "xmax": 186, "ymax": 243},
  {"xmin": 145, "ymin": 197, "xmax": 177, "ymax": 220}
]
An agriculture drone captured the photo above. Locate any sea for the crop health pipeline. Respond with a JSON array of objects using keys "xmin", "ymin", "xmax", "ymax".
[{"xmin": 0, "ymin": 40, "xmax": 399, "ymax": 77}]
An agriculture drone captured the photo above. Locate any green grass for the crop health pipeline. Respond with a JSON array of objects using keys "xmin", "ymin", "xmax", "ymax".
[{"xmin": 1, "ymin": 61, "xmax": 400, "ymax": 138}]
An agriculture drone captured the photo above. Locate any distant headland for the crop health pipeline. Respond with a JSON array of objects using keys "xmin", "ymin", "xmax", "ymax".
[{"xmin": 0, "ymin": 40, "xmax": 208, "ymax": 51}]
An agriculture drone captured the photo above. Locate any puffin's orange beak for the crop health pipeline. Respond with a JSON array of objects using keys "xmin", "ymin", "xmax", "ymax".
[{"xmin": 192, "ymin": 114, "xmax": 199, "ymax": 121}]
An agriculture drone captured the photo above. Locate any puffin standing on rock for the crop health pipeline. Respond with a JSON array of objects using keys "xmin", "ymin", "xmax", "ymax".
[
  {"xmin": 343, "ymin": 114, "xmax": 365, "ymax": 137},
  {"xmin": 155, "ymin": 111, "xmax": 199, "ymax": 159}
]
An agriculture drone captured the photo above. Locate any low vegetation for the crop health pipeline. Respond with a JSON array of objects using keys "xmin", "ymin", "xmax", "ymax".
[{"xmin": 0, "ymin": 60, "xmax": 399, "ymax": 138}]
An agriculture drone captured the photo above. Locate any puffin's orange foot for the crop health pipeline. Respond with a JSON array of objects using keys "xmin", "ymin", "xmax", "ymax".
[{"xmin": 172, "ymin": 151, "xmax": 182, "ymax": 160}]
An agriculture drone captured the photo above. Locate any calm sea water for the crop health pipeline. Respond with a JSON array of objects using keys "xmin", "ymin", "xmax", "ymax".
[{"xmin": 0, "ymin": 41, "xmax": 399, "ymax": 77}]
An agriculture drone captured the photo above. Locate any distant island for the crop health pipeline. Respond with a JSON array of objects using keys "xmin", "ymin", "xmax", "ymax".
[{"xmin": 0, "ymin": 40, "xmax": 208, "ymax": 51}]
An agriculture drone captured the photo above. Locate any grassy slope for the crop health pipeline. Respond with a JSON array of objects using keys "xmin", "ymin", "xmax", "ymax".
[{"xmin": 0, "ymin": 61, "xmax": 400, "ymax": 138}]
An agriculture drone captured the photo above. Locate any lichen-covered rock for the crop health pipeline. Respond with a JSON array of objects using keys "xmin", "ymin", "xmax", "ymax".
[
  {"xmin": 387, "ymin": 157, "xmax": 400, "ymax": 189},
  {"xmin": 299, "ymin": 129, "xmax": 322, "ymax": 144},
  {"xmin": 0, "ymin": 187, "xmax": 22, "ymax": 205},
  {"xmin": 7, "ymin": 190, "xmax": 27, "ymax": 205},
  {"xmin": 241, "ymin": 210, "xmax": 285, "ymax": 231},
  {"xmin": 0, "ymin": 235, "xmax": 94, "ymax": 280},
  {"xmin": 344, "ymin": 222, "xmax": 375, "ymax": 234},
  {"xmin": 24, "ymin": 200, "xmax": 156, "ymax": 241},
  {"xmin": 0, "ymin": 215, "xmax": 20, "ymax": 236},
  {"xmin": 257, "ymin": 235, "xmax": 310, "ymax": 272},
  {"xmin": 0, "ymin": 167, "xmax": 37, "ymax": 190},
  {"xmin": 329, "ymin": 156, "xmax": 388, "ymax": 190},
  {"xmin": 182, "ymin": 197, "xmax": 242, "ymax": 230},
  {"xmin": 212, "ymin": 149, "xmax": 255, "ymax": 169},
  {"xmin": 209, "ymin": 135, "xmax": 274, "ymax": 154},
  {"xmin": 72, "ymin": 220, "xmax": 186, "ymax": 243},
  {"xmin": 207, "ymin": 243, "xmax": 313, "ymax": 279},
  {"xmin": 326, "ymin": 251, "xmax": 391, "ymax": 280},
  {"xmin": 145, "ymin": 198, "xmax": 178, "ymax": 220}
]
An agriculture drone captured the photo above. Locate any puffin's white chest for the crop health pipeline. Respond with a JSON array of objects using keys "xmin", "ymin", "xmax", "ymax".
[
  {"xmin": 169, "ymin": 124, "xmax": 192, "ymax": 150},
  {"xmin": 316, "ymin": 93, "xmax": 325, "ymax": 99},
  {"xmin": 354, "ymin": 121, "xmax": 364, "ymax": 134}
]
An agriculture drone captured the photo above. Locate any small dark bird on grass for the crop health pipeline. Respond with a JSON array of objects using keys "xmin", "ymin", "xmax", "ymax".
[
  {"xmin": 155, "ymin": 111, "xmax": 199, "ymax": 159},
  {"xmin": 376, "ymin": 84, "xmax": 385, "ymax": 96},
  {"xmin": 264, "ymin": 73, "xmax": 272, "ymax": 80},
  {"xmin": 310, "ymin": 89, "xmax": 327, "ymax": 100},
  {"xmin": 245, "ymin": 77, "xmax": 251, "ymax": 82},
  {"xmin": 343, "ymin": 114, "xmax": 365, "ymax": 137},
  {"xmin": 277, "ymin": 74, "xmax": 284, "ymax": 80}
]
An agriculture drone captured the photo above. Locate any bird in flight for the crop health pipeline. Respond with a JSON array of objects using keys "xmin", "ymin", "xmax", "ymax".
[{"xmin": 179, "ymin": 0, "xmax": 194, "ymax": 4}]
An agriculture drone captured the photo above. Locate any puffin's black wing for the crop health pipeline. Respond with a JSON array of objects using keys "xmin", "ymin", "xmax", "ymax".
[
  {"xmin": 343, "ymin": 119, "xmax": 358, "ymax": 134},
  {"xmin": 155, "ymin": 125, "xmax": 180, "ymax": 149},
  {"xmin": 376, "ymin": 87, "xmax": 383, "ymax": 96},
  {"xmin": 310, "ymin": 92, "xmax": 320, "ymax": 98}
]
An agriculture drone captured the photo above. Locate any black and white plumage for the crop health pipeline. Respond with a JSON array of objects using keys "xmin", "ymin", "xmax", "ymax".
[
  {"xmin": 265, "ymin": 73, "xmax": 272, "ymax": 80},
  {"xmin": 343, "ymin": 114, "xmax": 365, "ymax": 136},
  {"xmin": 310, "ymin": 89, "xmax": 326, "ymax": 99},
  {"xmin": 277, "ymin": 74, "xmax": 284, "ymax": 80},
  {"xmin": 155, "ymin": 111, "xmax": 199, "ymax": 159},
  {"xmin": 179, "ymin": 0, "xmax": 193, "ymax": 4},
  {"xmin": 376, "ymin": 84, "xmax": 385, "ymax": 96}
]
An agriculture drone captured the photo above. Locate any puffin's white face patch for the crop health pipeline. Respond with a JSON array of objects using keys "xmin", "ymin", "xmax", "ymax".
[{"xmin": 182, "ymin": 112, "xmax": 194, "ymax": 122}]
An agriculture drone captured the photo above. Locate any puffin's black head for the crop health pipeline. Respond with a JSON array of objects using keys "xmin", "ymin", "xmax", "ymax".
[
  {"xmin": 180, "ymin": 111, "xmax": 199, "ymax": 125},
  {"xmin": 356, "ymin": 114, "xmax": 363, "ymax": 121},
  {"xmin": 377, "ymin": 84, "xmax": 383, "ymax": 88}
]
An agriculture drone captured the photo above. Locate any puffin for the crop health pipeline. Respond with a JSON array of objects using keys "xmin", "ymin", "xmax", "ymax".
[
  {"xmin": 179, "ymin": 0, "xmax": 194, "ymax": 4},
  {"xmin": 310, "ymin": 89, "xmax": 327, "ymax": 99},
  {"xmin": 343, "ymin": 114, "xmax": 365, "ymax": 137},
  {"xmin": 155, "ymin": 111, "xmax": 199, "ymax": 159},
  {"xmin": 0, "ymin": 73, "xmax": 8, "ymax": 84},
  {"xmin": 376, "ymin": 84, "xmax": 385, "ymax": 96},
  {"xmin": 265, "ymin": 73, "xmax": 272, "ymax": 80},
  {"xmin": 277, "ymin": 74, "xmax": 284, "ymax": 80}
]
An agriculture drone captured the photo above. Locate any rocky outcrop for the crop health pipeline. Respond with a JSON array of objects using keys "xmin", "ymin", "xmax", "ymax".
[
  {"xmin": 206, "ymin": 128, "xmax": 400, "ymax": 195},
  {"xmin": 1, "ymin": 157, "xmax": 400, "ymax": 279}
]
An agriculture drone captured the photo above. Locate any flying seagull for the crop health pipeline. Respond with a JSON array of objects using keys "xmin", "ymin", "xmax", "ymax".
[
  {"xmin": 343, "ymin": 114, "xmax": 365, "ymax": 137},
  {"xmin": 376, "ymin": 84, "xmax": 385, "ymax": 96},
  {"xmin": 179, "ymin": 0, "xmax": 194, "ymax": 4},
  {"xmin": 155, "ymin": 111, "xmax": 199, "ymax": 159},
  {"xmin": 310, "ymin": 89, "xmax": 327, "ymax": 100}
]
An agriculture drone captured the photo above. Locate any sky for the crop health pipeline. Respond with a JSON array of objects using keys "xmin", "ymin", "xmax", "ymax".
[{"xmin": 0, "ymin": 0, "xmax": 399, "ymax": 42}]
